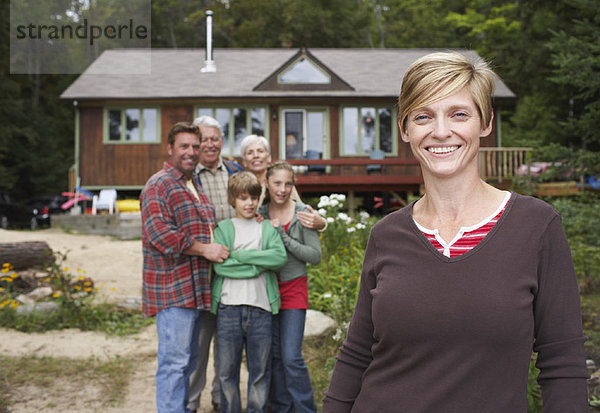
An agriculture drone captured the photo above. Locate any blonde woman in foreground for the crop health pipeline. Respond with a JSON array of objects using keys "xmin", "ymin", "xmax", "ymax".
[{"xmin": 322, "ymin": 52, "xmax": 588, "ymax": 412}]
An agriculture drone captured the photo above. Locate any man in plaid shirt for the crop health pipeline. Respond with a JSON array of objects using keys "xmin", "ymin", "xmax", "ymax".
[{"xmin": 141, "ymin": 122, "xmax": 229, "ymax": 413}]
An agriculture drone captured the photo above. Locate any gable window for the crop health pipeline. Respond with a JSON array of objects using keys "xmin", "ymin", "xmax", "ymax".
[
  {"xmin": 340, "ymin": 106, "xmax": 396, "ymax": 156},
  {"xmin": 196, "ymin": 106, "xmax": 267, "ymax": 156},
  {"xmin": 278, "ymin": 57, "xmax": 330, "ymax": 84},
  {"xmin": 105, "ymin": 107, "xmax": 159, "ymax": 143}
]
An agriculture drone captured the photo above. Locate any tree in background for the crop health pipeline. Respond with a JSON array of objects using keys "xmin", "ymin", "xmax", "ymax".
[
  {"xmin": 152, "ymin": 0, "xmax": 209, "ymax": 48},
  {"xmin": 0, "ymin": 0, "xmax": 75, "ymax": 199},
  {"xmin": 547, "ymin": 0, "xmax": 600, "ymax": 151},
  {"xmin": 1, "ymin": 0, "xmax": 599, "ymax": 199}
]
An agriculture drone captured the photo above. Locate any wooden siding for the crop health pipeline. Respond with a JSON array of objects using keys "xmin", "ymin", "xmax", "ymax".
[
  {"xmin": 269, "ymin": 104, "xmax": 280, "ymax": 158},
  {"xmin": 77, "ymin": 100, "xmax": 501, "ymax": 191},
  {"xmin": 78, "ymin": 105, "xmax": 192, "ymax": 188}
]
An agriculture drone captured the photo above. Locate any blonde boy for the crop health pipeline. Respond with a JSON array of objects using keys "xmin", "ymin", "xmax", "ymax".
[{"xmin": 211, "ymin": 171, "xmax": 287, "ymax": 413}]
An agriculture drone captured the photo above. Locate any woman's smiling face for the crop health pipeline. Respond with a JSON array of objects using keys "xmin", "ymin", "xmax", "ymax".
[
  {"xmin": 266, "ymin": 169, "xmax": 293, "ymax": 205},
  {"xmin": 242, "ymin": 141, "xmax": 271, "ymax": 177},
  {"xmin": 400, "ymin": 87, "xmax": 492, "ymax": 180}
]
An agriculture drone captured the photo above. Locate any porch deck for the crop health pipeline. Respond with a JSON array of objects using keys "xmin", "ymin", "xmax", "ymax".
[
  {"xmin": 289, "ymin": 158, "xmax": 423, "ymax": 193},
  {"xmin": 288, "ymin": 147, "xmax": 533, "ymax": 213},
  {"xmin": 289, "ymin": 147, "xmax": 532, "ymax": 193}
]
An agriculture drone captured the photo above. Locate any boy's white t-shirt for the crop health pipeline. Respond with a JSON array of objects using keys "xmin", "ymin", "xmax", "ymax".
[{"xmin": 220, "ymin": 218, "xmax": 271, "ymax": 312}]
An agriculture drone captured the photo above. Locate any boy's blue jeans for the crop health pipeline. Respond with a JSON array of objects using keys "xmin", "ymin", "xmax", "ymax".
[
  {"xmin": 217, "ymin": 304, "xmax": 272, "ymax": 413},
  {"xmin": 155, "ymin": 306, "xmax": 204, "ymax": 413}
]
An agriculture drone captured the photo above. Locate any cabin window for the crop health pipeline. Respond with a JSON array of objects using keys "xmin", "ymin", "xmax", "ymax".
[
  {"xmin": 278, "ymin": 57, "xmax": 330, "ymax": 84},
  {"xmin": 105, "ymin": 107, "xmax": 159, "ymax": 143},
  {"xmin": 195, "ymin": 106, "xmax": 267, "ymax": 156},
  {"xmin": 279, "ymin": 107, "xmax": 329, "ymax": 161},
  {"xmin": 340, "ymin": 106, "xmax": 396, "ymax": 156}
]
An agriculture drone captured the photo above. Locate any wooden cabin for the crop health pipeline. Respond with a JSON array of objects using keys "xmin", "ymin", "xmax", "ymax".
[{"xmin": 61, "ymin": 47, "xmax": 517, "ymax": 208}]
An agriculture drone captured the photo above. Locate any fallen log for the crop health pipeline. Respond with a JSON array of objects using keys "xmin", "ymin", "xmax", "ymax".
[{"xmin": 0, "ymin": 241, "xmax": 54, "ymax": 270}]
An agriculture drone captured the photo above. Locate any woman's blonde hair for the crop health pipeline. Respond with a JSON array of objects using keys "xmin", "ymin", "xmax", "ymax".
[{"xmin": 397, "ymin": 52, "xmax": 496, "ymax": 132}]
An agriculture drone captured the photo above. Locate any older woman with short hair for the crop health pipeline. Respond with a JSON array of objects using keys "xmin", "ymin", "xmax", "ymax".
[{"xmin": 322, "ymin": 52, "xmax": 588, "ymax": 412}]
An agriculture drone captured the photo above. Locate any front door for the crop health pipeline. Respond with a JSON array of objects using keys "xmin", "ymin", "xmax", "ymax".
[{"xmin": 281, "ymin": 109, "xmax": 327, "ymax": 160}]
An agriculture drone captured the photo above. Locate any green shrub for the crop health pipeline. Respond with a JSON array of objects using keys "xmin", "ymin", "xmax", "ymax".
[
  {"xmin": 570, "ymin": 243, "xmax": 600, "ymax": 294},
  {"xmin": 550, "ymin": 193, "xmax": 600, "ymax": 247},
  {"xmin": 308, "ymin": 194, "xmax": 376, "ymax": 342},
  {"xmin": 528, "ymin": 358, "xmax": 542, "ymax": 413},
  {"xmin": 548, "ymin": 194, "xmax": 600, "ymax": 293}
]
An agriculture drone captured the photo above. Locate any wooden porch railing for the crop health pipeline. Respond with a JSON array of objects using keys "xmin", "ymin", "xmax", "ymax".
[
  {"xmin": 284, "ymin": 147, "xmax": 532, "ymax": 214},
  {"xmin": 286, "ymin": 158, "xmax": 423, "ymax": 193},
  {"xmin": 284, "ymin": 147, "xmax": 533, "ymax": 190},
  {"xmin": 478, "ymin": 147, "xmax": 533, "ymax": 182}
]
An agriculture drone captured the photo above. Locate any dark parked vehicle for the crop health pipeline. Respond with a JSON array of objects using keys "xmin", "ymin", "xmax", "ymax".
[
  {"xmin": 0, "ymin": 192, "xmax": 40, "ymax": 230},
  {"xmin": 25, "ymin": 195, "xmax": 69, "ymax": 227}
]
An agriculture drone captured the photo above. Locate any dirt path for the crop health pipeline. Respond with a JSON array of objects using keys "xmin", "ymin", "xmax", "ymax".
[{"xmin": 0, "ymin": 228, "xmax": 230, "ymax": 412}]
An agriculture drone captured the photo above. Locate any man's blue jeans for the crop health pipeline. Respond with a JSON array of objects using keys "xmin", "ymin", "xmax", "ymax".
[
  {"xmin": 156, "ymin": 307, "xmax": 204, "ymax": 413},
  {"xmin": 217, "ymin": 304, "xmax": 272, "ymax": 413},
  {"xmin": 187, "ymin": 311, "xmax": 220, "ymax": 411},
  {"xmin": 270, "ymin": 309, "xmax": 317, "ymax": 413}
]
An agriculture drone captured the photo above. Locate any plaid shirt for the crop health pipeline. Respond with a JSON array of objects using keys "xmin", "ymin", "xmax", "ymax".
[
  {"xmin": 196, "ymin": 158, "xmax": 236, "ymax": 222},
  {"xmin": 141, "ymin": 162, "xmax": 216, "ymax": 317}
]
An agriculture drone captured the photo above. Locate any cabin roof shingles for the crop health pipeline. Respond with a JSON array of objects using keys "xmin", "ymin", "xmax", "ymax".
[{"xmin": 61, "ymin": 48, "xmax": 515, "ymax": 100}]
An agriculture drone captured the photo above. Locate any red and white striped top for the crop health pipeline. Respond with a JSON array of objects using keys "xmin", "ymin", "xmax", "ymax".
[{"xmin": 415, "ymin": 192, "xmax": 511, "ymax": 258}]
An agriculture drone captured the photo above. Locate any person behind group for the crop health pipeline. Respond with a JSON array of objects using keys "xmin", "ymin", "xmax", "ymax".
[
  {"xmin": 187, "ymin": 115, "xmax": 243, "ymax": 413},
  {"xmin": 322, "ymin": 52, "xmax": 588, "ymax": 412},
  {"xmin": 140, "ymin": 122, "xmax": 229, "ymax": 413},
  {"xmin": 257, "ymin": 160, "xmax": 322, "ymax": 413},
  {"xmin": 240, "ymin": 134, "xmax": 327, "ymax": 231},
  {"xmin": 211, "ymin": 171, "xmax": 288, "ymax": 413}
]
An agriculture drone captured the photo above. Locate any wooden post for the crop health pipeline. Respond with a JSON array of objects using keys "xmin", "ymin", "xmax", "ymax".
[{"xmin": 348, "ymin": 190, "xmax": 355, "ymax": 218}]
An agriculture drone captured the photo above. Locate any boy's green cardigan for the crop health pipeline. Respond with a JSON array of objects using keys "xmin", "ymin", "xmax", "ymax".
[{"xmin": 211, "ymin": 219, "xmax": 287, "ymax": 314}]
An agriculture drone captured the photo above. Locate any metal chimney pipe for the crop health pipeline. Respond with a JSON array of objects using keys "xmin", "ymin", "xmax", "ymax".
[{"xmin": 201, "ymin": 10, "xmax": 216, "ymax": 72}]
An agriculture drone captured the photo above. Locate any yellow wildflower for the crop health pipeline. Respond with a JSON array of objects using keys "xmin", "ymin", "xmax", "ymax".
[
  {"xmin": 52, "ymin": 291, "xmax": 62, "ymax": 298},
  {"xmin": 2, "ymin": 263, "xmax": 9, "ymax": 268},
  {"xmin": 77, "ymin": 269, "xmax": 81, "ymax": 272},
  {"xmin": 0, "ymin": 299, "xmax": 10, "ymax": 308},
  {"xmin": 1, "ymin": 277, "xmax": 13, "ymax": 283},
  {"xmin": 84, "ymin": 281, "xmax": 92, "ymax": 286},
  {"xmin": 78, "ymin": 276, "xmax": 84, "ymax": 280},
  {"xmin": 63, "ymin": 267, "xmax": 69, "ymax": 272},
  {"xmin": 11, "ymin": 300, "xmax": 18, "ymax": 310},
  {"xmin": 84, "ymin": 287, "xmax": 92, "ymax": 292},
  {"xmin": 0, "ymin": 287, "xmax": 3, "ymax": 292},
  {"xmin": 1, "ymin": 267, "xmax": 8, "ymax": 273},
  {"xmin": 10, "ymin": 273, "xmax": 18, "ymax": 279},
  {"xmin": 74, "ymin": 285, "xmax": 82, "ymax": 291}
]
